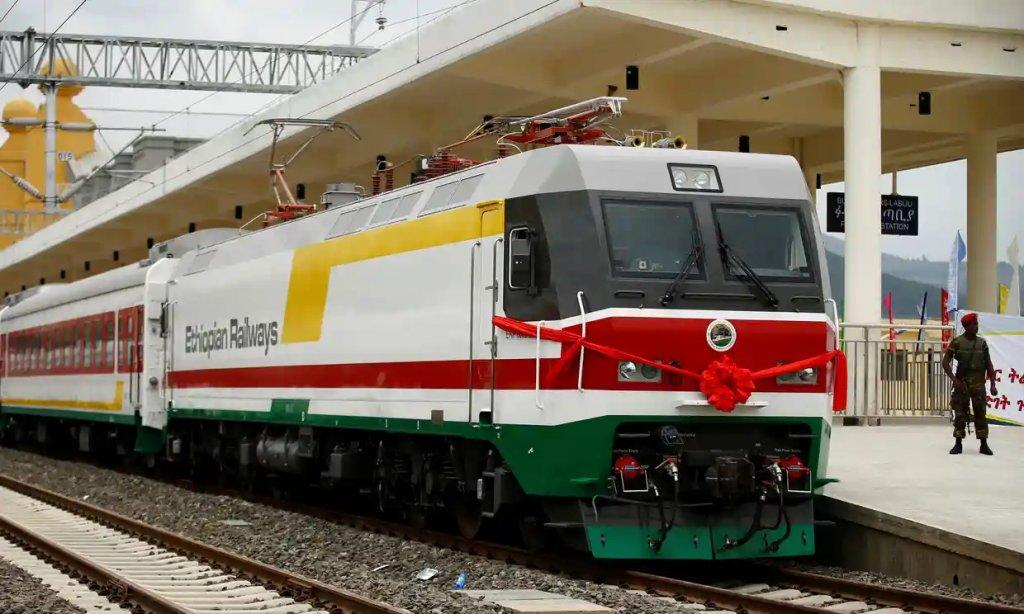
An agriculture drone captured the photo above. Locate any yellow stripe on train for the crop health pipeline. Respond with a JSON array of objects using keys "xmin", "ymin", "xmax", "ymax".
[
  {"xmin": 0, "ymin": 381, "xmax": 125, "ymax": 412},
  {"xmin": 281, "ymin": 200, "xmax": 504, "ymax": 344}
]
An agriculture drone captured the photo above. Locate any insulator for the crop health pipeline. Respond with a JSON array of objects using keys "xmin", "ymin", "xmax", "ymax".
[
  {"xmin": 384, "ymin": 168, "xmax": 394, "ymax": 192},
  {"xmin": 652, "ymin": 136, "xmax": 687, "ymax": 149},
  {"xmin": 371, "ymin": 173, "xmax": 381, "ymax": 196}
]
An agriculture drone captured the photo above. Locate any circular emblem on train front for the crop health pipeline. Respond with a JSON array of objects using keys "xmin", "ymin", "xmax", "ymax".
[{"xmin": 706, "ymin": 319, "xmax": 736, "ymax": 352}]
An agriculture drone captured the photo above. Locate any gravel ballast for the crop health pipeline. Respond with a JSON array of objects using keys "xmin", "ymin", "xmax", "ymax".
[
  {"xmin": 1, "ymin": 446, "xmax": 1019, "ymax": 612},
  {"xmin": 0, "ymin": 556, "xmax": 84, "ymax": 614},
  {"xmin": 0, "ymin": 447, "xmax": 698, "ymax": 614}
]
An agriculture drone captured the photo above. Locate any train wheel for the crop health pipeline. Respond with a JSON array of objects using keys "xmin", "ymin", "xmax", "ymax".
[{"xmin": 454, "ymin": 500, "xmax": 483, "ymax": 539}]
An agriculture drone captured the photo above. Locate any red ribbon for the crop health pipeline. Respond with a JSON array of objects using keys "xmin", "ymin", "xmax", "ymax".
[{"xmin": 493, "ymin": 315, "xmax": 847, "ymax": 413}]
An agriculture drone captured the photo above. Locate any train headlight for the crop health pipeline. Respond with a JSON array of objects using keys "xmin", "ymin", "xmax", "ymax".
[
  {"xmin": 776, "ymin": 367, "xmax": 818, "ymax": 385},
  {"xmin": 668, "ymin": 163, "xmax": 722, "ymax": 192},
  {"xmin": 618, "ymin": 361, "xmax": 662, "ymax": 383}
]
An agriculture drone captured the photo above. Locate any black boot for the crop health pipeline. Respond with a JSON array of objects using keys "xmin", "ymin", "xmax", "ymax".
[
  {"xmin": 980, "ymin": 439, "xmax": 993, "ymax": 455},
  {"xmin": 949, "ymin": 438, "xmax": 963, "ymax": 454}
]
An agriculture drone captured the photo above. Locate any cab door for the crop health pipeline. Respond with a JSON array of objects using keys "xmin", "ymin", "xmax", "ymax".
[
  {"xmin": 140, "ymin": 258, "xmax": 177, "ymax": 434},
  {"xmin": 469, "ymin": 201, "xmax": 503, "ymax": 424}
]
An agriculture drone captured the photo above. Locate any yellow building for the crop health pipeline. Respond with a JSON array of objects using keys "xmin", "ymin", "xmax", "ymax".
[{"xmin": 0, "ymin": 60, "xmax": 97, "ymax": 249}]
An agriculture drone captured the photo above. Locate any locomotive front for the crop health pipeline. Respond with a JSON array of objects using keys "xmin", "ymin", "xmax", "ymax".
[{"xmin": 490, "ymin": 145, "xmax": 840, "ymax": 560}]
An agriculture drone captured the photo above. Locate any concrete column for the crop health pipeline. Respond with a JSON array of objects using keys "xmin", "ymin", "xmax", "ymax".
[
  {"xmin": 842, "ymin": 24, "xmax": 882, "ymax": 415},
  {"xmin": 842, "ymin": 25, "xmax": 882, "ymax": 325},
  {"xmin": 966, "ymin": 131, "xmax": 998, "ymax": 312},
  {"xmin": 792, "ymin": 137, "xmax": 817, "ymax": 198}
]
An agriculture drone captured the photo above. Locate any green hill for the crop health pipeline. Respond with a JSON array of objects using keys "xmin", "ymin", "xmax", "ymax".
[{"xmin": 821, "ymin": 236, "xmax": 1022, "ymax": 318}]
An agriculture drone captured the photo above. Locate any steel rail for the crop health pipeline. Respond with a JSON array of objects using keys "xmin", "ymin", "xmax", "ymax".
[
  {"xmin": 0, "ymin": 510, "xmax": 189, "ymax": 614},
  {"xmin": 751, "ymin": 564, "xmax": 1024, "ymax": 614},
  {"xmin": 4, "ymin": 466, "xmax": 1021, "ymax": 614},
  {"xmin": 160, "ymin": 475, "xmax": 1024, "ymax": 614},
  {"xmin": 0, "ymin": 473, "xmax": 410, "ymax": 614},
  {"xmin": 204, "ymin": 482, "xmax": 1022, "ymax": 614}
]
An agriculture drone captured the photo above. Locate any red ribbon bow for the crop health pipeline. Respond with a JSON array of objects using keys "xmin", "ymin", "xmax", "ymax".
[
  {"xmin": 699, "ymin": 356, "xmax": 756, "ymax": 413},
  {"xmin": 493, "ymin": 315, "xmax": 847, "ymax": 413}
]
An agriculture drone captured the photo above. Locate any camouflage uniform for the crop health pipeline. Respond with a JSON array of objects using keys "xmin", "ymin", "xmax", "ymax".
[{"xmin": 947, "ymin": 334, "xmax": 990, "ymax": 440}]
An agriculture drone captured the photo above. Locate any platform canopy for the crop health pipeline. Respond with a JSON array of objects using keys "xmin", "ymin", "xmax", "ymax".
[{"xmin": 1, "ymin": 0, "xmax": 1022, "ymax": 317}]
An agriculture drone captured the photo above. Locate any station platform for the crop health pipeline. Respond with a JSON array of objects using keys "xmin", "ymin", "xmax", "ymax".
[{"xmin": 820, "ymin": 422, "xmax": 1024, "ymax": 594}]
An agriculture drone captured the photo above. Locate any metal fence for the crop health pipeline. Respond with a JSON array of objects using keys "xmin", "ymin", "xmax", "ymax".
[{"xmin": 840, "ymin": 323, "xmax": 954, "ymax": 417}]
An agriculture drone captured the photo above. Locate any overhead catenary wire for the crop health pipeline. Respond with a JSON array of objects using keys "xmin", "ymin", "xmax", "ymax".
[
  {"xmin": 0, "ymin": 0, "xmax": 88, "ymax": 95},
  {"xmin": 0, "ymin": 0, "xmax": 22, "ymax": 27},
  {"xmin": 358, "ymin": 0, "xmax": 480, "ymax": 46},
  {"xmin": 81, "ymin": 106, "xmax": 250, "ymax": 118}
]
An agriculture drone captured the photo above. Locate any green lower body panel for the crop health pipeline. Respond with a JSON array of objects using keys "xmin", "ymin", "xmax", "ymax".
[
  {"xmin": 133, "ymin": 426, "xmax": 165, "ymax": 454},
  {"xmin": 582, "ymin": 498, "xmax": 816, "ymax": 560},
  {"xmin": 585, "ymin": 522, "xmax": 815, "ymax": 560},
  {"xmin": 587, "ymin": 524, "xmax": 714, "ymax": 559},
  {"xmin": 0, "ymin": 405, "xmax": 136, "ymax": 426},
  {"xmin": 711, "ymin": 522, "xmax": 815, "ymax": 559}
]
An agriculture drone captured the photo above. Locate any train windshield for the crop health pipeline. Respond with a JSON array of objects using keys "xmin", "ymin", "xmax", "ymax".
[
  {"xmin": 603, "ymin": 200, "xmax": 700, "ymax": 279},
  {"xmin": 714, "ymin": 206, "xmax": 812, "ymax": 281}
]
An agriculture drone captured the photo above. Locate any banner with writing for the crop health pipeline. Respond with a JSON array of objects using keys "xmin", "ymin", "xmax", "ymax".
[{"xmin": 978, "ymin": 312, "xmax": 1024, "ymax": 426}]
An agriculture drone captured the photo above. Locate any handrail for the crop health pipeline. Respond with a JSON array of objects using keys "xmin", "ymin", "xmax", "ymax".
[
  {"xmin": 841, "ymin": 322, "xmax": 952, "ymax": 331},
  {"xmin": 535, "ymin": 320, "xmax": 545, "ymax": 410},
  {"xmin": 824, "ymin": 297, "xmax": 839, "ymax": 326},
  {"xmin": 576, "ymin": 290, "xmax": 587, "ymax": 392},
  {"xmin": 487, "ymin": 237, "xmax": 503, "ymax": 421},
  {"xmin": 467, "ymin": 241, "xmax": 481, "ymax": 422}
]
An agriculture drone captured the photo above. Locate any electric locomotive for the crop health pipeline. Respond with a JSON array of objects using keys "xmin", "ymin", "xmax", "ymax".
[{"xmin": 0, "ymin": 98, "xmax": 843, "ymax": 560}]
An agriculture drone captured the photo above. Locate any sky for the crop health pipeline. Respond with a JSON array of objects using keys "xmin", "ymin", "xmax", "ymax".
[{"xmin": 0, "ymin": 0, "xmax": 1021, "ymax": 264}]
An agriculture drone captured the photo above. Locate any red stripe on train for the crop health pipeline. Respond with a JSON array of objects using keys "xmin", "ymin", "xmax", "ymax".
[{"xmin": 168, "ymin": 317, "xmax": 832, "ymax": 393}]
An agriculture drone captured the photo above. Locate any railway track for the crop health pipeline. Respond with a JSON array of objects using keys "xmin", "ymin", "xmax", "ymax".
[
  {"xmin": 0, "ymin": 470, "xmax": 1019, "ymax": 614},
  {"xmin": 0, "ymin": 475, "xmax": 409, "ymax": 614}
]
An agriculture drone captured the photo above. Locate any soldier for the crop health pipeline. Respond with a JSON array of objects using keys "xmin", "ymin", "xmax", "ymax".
[{"xmin": 941, "ymin": 312, "xmax": 997, "ymax": 455}]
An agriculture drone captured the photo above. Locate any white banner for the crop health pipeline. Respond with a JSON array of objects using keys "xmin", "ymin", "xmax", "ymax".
[{"xmin": 977, "ymin": 312, "xmax": 1024, "ymax": 426}]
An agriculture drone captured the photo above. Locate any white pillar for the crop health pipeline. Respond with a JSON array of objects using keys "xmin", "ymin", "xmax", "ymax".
[
  {"xmin": 842, "ymin": 24, "xmax": 882, "ymax": 415},
  {"xmin": 842, "ymin": 24, "xmax": 882, "ymax": 325},
  {"xmin": 966, "ymin": 131, "xmax": 998, "ymax": 312}
]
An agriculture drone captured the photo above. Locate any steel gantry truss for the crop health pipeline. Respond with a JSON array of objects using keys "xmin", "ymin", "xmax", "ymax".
[
  {"xmin": 0, "ymin": 28, "xmax": 378, "ymax": 93},
  {"xmin": 0, "ymin": 27, "xmax": 378, "ymax": 213}
]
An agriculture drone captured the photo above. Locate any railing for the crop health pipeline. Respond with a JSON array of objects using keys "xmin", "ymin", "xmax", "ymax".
[{"xmin": 840, "ymin": 322, "xmax": 954, "ymax": 417}]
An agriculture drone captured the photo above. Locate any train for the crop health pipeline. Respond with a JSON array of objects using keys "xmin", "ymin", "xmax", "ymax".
[{"xmin": 0, "ymin": 98, "xmax": 844, "ymax": 560}]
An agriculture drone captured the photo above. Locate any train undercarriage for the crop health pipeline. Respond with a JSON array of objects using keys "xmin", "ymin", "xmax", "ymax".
[{"xmin": 0, "ymin": 412, "xmax": 821, "ymax": 559}]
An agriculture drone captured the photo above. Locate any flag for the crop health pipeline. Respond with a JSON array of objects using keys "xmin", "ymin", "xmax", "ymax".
[
  {"xmin": 941, "ymin": 288, "xmax": 951, "ymax": 346},
  {"xmin": 999, "ymin": 284, "xmax": 1010, "ymax": 314},
  {"xmin": 947, "ymin": 230, "xmax": 966, "ymax": 316},
  {"xmin": 916, "ymin": 291, "xmax": 928, "ymax": 350},
  {"xmin": 1008, "ymin": 236, "xmax": 1021, "ymax": 317}
]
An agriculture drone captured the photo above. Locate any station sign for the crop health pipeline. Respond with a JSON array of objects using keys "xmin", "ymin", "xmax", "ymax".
[{"xmin": 825, "ymin": 192, "xmax": 918, "ymax": 236}]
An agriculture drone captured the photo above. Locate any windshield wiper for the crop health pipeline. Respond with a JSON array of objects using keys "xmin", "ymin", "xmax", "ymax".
[
  {"xmin": 715, "ymin": 220, "xmax": 779, "ymax": 308},
  {"xmin": 659, "ymin": 227, "xmax": 703, "ymax": 306}
]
